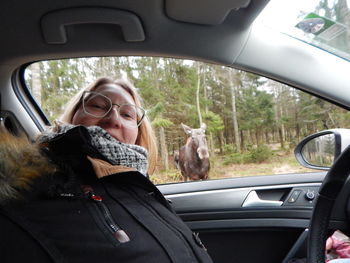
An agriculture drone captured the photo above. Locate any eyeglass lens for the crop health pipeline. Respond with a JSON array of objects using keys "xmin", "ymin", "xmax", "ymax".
[{"xmin": 83, "ymin": 92, "xmax": 143, "ymax": 127}]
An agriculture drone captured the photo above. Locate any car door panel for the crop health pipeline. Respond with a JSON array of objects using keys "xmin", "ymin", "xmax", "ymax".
[{"xmin": 158, "ymin": 172, "xmax": 329, "ymax": 263}]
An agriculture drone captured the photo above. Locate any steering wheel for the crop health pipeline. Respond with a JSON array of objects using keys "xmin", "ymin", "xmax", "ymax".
[{"xmin": 307, "ymin": 144, "xmax": 350, "ymax": 263}]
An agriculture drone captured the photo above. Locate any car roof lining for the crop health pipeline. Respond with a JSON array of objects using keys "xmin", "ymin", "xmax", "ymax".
[{"xmin": 0, "ymin": 0, "xmax": 268, "ymax": 66}]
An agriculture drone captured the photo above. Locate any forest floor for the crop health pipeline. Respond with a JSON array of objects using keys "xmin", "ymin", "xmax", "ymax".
[{"xmin": 150, "ymin": 147, "xmax": 317, "ymax": 184}]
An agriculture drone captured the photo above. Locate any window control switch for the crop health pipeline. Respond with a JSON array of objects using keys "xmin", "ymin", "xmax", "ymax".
[{"xmin": 288, "ymin": 190, "xmax": 302, "ymax": 203}]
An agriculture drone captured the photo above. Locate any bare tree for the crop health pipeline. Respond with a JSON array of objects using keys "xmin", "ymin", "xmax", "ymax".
[
  {"xmin": 196, "ymin": 63, "xmax": 203, "ymax": 125},
  {"xmin": 228, "ymin": 69, "xmax": 241, "ymax": 152}
]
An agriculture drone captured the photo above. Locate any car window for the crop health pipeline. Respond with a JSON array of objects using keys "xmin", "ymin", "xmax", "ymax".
[{"xmin": 24, "ymin": 57, "xmax": 350, "ymax": 184}]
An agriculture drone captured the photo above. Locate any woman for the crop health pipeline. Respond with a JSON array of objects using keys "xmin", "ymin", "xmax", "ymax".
[{"xmin": 0, "ymin": 77, "xmax": 213, "ymax": 263}]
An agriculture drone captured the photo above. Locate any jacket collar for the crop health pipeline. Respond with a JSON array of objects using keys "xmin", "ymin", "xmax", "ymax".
[{"xmin": 87, "ymin": 156, "xmax": 137, "ymax": 178}]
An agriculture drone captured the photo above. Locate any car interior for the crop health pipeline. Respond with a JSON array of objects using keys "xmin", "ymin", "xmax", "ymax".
[{"xmin": 2, "ymin": 0, "xmax": 350, "ymax": 262}]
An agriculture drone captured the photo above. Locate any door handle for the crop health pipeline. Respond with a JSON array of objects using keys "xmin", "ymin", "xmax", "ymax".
[{"xmin": 242, "ymin": 191, "xmax": 283, "ymax": 207}]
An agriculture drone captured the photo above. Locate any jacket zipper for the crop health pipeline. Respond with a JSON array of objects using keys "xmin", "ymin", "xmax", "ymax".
[
  {"xmin": 81, "ymin": 185, "xmax": 130, "ymax": 243},
  {"xmin": 123, "ymin": 187, "xmax": 198, "ymax": 262}
]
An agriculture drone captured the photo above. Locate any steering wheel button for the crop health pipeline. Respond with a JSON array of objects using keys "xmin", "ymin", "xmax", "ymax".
[{"xmin": 288, "ymin": 190, "xmax": 302, "ymax": 203}]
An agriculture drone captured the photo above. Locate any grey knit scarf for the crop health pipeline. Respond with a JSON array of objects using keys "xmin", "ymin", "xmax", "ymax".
[{"xmin": 38, "ymin": 123, "xmax": 148, "ymax": 176}]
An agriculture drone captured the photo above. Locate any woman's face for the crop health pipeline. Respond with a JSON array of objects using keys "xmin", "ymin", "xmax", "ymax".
[{"xmin": 72, "ymin": 84, "xmax": 139, "ymax": 144}]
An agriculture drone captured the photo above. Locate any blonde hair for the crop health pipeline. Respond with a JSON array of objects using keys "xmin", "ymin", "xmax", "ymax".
[{"xmin": 59, "ymin": 77, "xmax": 158, "ymax": 174}]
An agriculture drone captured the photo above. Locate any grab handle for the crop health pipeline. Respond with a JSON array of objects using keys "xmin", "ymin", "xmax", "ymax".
[{"xmin": 41, "ymin": 7, "xmax": 145, "ymax": 44}]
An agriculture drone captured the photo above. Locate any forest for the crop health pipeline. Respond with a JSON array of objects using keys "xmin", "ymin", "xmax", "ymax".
[{"xmin": 24, "ymin": 56, "xmax": 350, "ymax": 183}]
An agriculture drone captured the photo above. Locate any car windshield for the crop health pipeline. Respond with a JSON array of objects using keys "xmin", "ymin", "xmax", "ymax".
[{"xmin": 256, "ymin": 0, "xmax": 350, "ymax": 61}]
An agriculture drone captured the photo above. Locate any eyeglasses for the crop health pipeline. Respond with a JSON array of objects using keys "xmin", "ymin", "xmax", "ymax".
[{"xmin": 81, "ymin": 91, "xmax": 145, "ymax": 128}]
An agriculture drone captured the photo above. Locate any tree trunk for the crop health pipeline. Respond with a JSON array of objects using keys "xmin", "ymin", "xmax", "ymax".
[
  {"xmin": 203, "ymin": 66, "xmax": 209, "ymax": 114},
  {"xmin": 229, "ymin": 70, "xmax": 241, "ymax": 152},
  {"xmin": 196, "ymin": 64, "xmax": 203, "ymax": 125},
  {"xmin": 296, "ymin": 123, "xmax": 301, "ymax": 142},
  {"xmin": 278, "ymin": 128, "xmax": 285, "ymax": 149},
  {"xmin": 274, "ymin": 129, "xmax": 278, "ymax": 143},
  {"xmin": 151, "ymin": 58, "xmax": 169, "ymax": 170},
  {"xmin": 240, "ymin": 130, "xmax": 245, "ymax": 151},
  {"xmin": 202, "ymin": 66, "xmax": 215, "ymax": 156},
  {"xmin": 273, "ymin": 86, "xmax": 286, "ymax": 149},
  {"xmin": 208, "ymin": 133, "xmax": 215, "ymax": 157},
  {"xmin": 247, "ymin": 130, "xmax": 253, "ymax": 146},
  {"xmin": 279, "ymin": 107, "xmax": 286, "ymax": 147},
  {"xmin": 31, "ymin": 63, "xmax": 42, "ymax": 105},
  {"xmin": 159, "ymin": 126, "xmax": 169, "ymax": 170},
  {"xmin": 219, "ymin": 131, "xmax": 224, "ymax": 154},
  {"xmin": 265, "ymin": 130, "xmax": 270, "ymax": 144}
]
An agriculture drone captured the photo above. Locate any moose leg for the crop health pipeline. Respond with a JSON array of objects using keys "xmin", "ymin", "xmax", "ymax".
[
  {"xmin": 179, "ymin": 168, "xmax": 187, "ymax": 182},
  {"xmin": 181, "ymin": 171, "xmax": 187, "ymax": 182}
]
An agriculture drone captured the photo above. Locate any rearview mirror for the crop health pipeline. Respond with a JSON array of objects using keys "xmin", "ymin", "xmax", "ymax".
[{"xmin": 295, "ymin": 129, "xmax": 350, "ymax": 170}]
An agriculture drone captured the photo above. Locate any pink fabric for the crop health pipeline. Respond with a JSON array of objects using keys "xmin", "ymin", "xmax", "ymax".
[{"xmin": 326, "ymin": 231, "xmax": 350, "ymax": 262}]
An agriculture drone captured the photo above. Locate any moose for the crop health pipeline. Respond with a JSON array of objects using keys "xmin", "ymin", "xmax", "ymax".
[{"xmin": 174, "ymin": 123, "xmax": 210, "ymax": 182}]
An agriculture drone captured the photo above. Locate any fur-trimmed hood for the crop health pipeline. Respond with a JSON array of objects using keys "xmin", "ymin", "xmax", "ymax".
[{"xmin": 0, "ymin": 129, "xmax": 56, "ymax": 203}]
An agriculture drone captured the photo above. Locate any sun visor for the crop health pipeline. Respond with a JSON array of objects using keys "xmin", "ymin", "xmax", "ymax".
[{"xmin": 165, "ymin": 0, "xmax": 251, "ymax": 25}]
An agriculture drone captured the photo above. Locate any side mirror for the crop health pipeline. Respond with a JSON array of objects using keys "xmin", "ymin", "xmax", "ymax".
[{"xmin": 294, "ymin": 129, "xmax": 350, "ymax": 170}]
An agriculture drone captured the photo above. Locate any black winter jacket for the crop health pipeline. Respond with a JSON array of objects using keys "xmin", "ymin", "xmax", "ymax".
[{"xmin": 0, "ymin": 127, "xmax": 213, "ymax": 263}]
